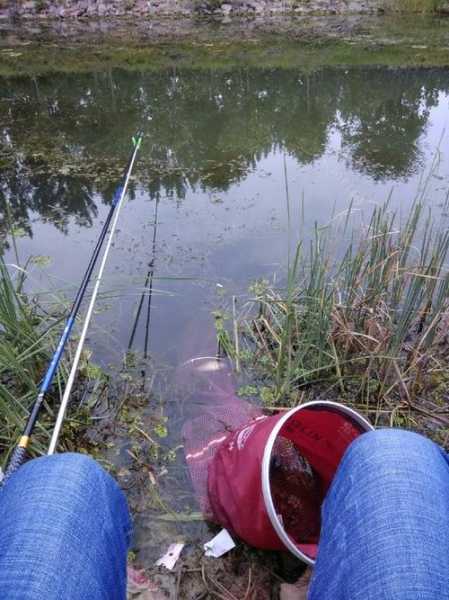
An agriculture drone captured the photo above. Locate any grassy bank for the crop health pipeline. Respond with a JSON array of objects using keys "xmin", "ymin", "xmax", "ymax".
[
  {"xmin": 0, "ymin": 258, "xmax": 93, "ymax": 467},
  {"xmin": 235, "ymin": 188, "xmax": 449, "ymax": 445}
]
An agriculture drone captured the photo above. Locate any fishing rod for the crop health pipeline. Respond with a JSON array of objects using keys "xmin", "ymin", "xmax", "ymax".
[
  {"xmin": 3, "ymin": 132, "xmax": 143, "ymax": 478},
  {"xmin": 127, "ymin": 195, "xmax": 160, "ymax": 355},
  {"xmin": 47, "ymin": 132, "xmax": 143, "ymax": 455}
]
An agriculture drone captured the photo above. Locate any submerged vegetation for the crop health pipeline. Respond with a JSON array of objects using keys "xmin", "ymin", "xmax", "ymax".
[{"xmin": 236, "ymin": 186, "xmax": 449, "ymax": 443}]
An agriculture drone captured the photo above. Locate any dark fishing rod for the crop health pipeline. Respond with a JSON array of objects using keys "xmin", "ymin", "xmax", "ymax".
[{"xmin": 4, "ymin": 132, "xmax": 143, "ymax": 480}]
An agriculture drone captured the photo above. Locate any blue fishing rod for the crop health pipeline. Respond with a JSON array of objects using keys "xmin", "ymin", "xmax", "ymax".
[{"xmin": 3, "ymin": 132, "xmax": 143, "ymax": 481}]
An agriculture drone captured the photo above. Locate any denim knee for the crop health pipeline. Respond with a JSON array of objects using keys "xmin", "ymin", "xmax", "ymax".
[
  {"xmin": 4, "ymin": 452, "xmax": 113, "ymax": 499},
  {"xmin": 311, "ymin": 428, "xmax": 449, "ymax": 600},
  {"xmin": 0, "ymin": 454, "xmax": 132, "ymax": 600},
  {"xmin": 341, "ymin": 428, "xmax": 442, "ymax": 474},
  {"xmin": 16, "ymin": 452, "xmax": 106, "ymax": 482},
  {"xmin": 324, "ymin": 427, "xmax": 449, "ymax": 525},
  {"xmin": 2, "ymin": 452, "xmax": 131, "ymax": 544},
  {"xmin": 27, "ymin": 452, "xmax": 107, "ymax": 485}
]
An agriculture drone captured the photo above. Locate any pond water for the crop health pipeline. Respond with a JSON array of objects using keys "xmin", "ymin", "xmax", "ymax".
[
  {"xmin": 2, "ymin": 61, "xmax": 449, "ymax": 562},
  {"xmin": 2, "ymin": 65, "xmax": 449, "ymax": 366}
]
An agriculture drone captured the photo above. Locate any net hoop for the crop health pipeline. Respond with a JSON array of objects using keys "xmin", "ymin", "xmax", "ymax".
[{"xmin": 261, "ymin": 400, "xmax": 374, "ymax": 565}]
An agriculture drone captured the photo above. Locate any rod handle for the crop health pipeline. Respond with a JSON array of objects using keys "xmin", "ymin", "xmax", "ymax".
[{"xmin": 2, "ymin": 444, "xmax": 28, "ymax": 485}]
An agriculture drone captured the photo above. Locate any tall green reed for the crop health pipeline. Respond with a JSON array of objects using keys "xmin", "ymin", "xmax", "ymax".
[
  {"xmin": 0, "ymin": 258, "xmax": 67, "ymax": 465},
  {"xmin": 248, "ymin": 194, "xmax": 449, "ymax": 412}
]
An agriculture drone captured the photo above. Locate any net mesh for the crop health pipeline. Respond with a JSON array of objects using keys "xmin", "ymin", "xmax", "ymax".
[{"xmin": 180, "ymin": 357, "xmax": 261, "ymax": 518}]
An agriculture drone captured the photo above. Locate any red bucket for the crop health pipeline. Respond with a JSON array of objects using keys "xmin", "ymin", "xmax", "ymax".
[{"xmin": 207, "ymin": 401, "xmax": 373, "ymax": 564}]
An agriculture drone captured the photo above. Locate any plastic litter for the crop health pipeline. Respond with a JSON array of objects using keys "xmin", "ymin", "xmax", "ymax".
[
  {"xmin": 155, "ymin": 543, "xmax": 185, "ymax": 570},
  {"xmin": 204, "ymin": 528, "xmax": 236, "ymax": 558}
]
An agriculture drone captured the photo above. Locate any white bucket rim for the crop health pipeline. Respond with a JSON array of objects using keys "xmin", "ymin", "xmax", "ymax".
[{"xmin": 261, "ymin": 400, "xmax": 374, "ymax": 565}]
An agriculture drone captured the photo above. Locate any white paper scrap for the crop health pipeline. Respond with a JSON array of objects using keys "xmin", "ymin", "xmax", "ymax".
[
  {"xmin": 155, "ymin": 543, "xmax": 185, "ymax": 570},
  {"xmin": 204, "ymin": 529, "xmax": 236, "ymax": 558}
]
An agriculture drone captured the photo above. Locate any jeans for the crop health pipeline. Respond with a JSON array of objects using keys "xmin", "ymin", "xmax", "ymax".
[
  {"xmin": 0, "ymin": 453, "xmax": 131, "ymax": 600},
  {"xmin": 1, "ymin": 429, "xmax": 448, "ymax": 599},
  {"xmin": 309, "ymin": 429, "xmax": 449, "ymax": 599}
]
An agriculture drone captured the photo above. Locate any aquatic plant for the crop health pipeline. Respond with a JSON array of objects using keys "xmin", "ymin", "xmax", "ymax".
[{"xmin": 244, "ymin": 190, "xmax": 449, "ymax": 429}]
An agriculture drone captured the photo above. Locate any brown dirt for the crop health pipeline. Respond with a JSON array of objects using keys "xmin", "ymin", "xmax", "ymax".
[{"xmin": 128, "ymin": 545, "xmax": 311, "ymax": 599}]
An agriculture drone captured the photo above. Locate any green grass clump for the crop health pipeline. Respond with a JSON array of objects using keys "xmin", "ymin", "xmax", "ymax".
[
  {"xmin": 0, "ymin": 258, "xmax": 91, "ymax": 466},
  {"xmin": 0, "ymin": 258, "xmax": 63, "ymax": 464},
  {"xmin": 244, "ymin": 193, "xmax": 449, "ymax": 427}
]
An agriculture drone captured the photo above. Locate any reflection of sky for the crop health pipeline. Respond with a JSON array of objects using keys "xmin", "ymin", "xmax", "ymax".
[{"xmin": 7, "ymin": 87, "xmax": 449, "ymax": 368}]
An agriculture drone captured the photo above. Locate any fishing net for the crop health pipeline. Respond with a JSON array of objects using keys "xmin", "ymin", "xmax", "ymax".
[
  {"xmin": 181, "ymin": 357, "xmax": 371, "ymax": 558},
  {"xmin": 179, "ymin": 357, "xmax": 261, "ymax": 519}
]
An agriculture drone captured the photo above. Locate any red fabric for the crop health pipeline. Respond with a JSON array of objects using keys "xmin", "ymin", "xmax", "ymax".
[
  {"xmin": 281, "ymin": 409, "xmax": 364, "ymax": 489},
  {"xmin": 208, "ymin": 415, "xmax": 285, "ymax": 549},
  {"xmin": 207, "ymin": 408, "xmax": 366, "ymax": 554}
]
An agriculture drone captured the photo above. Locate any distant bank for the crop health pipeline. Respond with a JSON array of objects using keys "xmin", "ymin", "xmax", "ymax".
[{"xmin": 2, "ymin": 0, "xmax": 437, "ymax": 21}]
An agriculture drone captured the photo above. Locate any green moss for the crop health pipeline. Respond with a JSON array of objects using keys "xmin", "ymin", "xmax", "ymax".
[
  {"xmin": 385, "ymin": 0, "xmax": 445, "ymax": 13},
  {"xmin": 0, "ymin": 42, "xmax": 446, "ymax": 77}
]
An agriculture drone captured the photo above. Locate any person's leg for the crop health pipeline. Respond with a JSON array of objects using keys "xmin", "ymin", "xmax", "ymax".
[
  {"xmin": 0, "ymin": 453, "xmax": 131, "ymax": 600},
  {"xmin": 309, "ymin": 429, "xmax": 449, "ymax": 600}
]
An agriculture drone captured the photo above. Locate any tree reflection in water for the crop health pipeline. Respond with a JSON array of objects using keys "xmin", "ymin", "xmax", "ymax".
[{"xmin": 1, "ymin": 66, "xmax": 448, "ymax": 250}]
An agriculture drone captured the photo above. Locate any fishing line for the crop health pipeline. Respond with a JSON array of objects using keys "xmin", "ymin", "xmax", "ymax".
[{"xmin": 127, "ymin": 195, "xmax": 160, "ymax": 355}]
